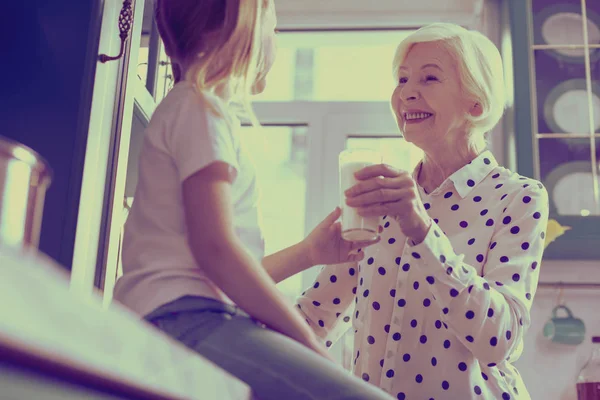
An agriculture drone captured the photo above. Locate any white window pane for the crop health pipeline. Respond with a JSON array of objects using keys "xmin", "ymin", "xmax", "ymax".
[
  {"xmin": 239, "ymin": 126, "xmax": 308, "ymax": 300},
  {"xmin": 254, "ymin": 30, "xmax": 416, "ymax": 102}
]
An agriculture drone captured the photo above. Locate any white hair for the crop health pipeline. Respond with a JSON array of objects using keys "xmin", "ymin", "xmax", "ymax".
[{"xmin": 392, "ymin": 23, "xmax": 507, "ymax": 150}]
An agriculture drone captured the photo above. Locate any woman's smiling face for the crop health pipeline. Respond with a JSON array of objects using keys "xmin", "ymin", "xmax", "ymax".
[{"xmin": 391, "ymin": 41, "xmax": 478, "ymax": 150}]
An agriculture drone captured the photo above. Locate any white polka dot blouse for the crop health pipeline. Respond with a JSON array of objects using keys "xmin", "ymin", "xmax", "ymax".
[{"xmin": 297, "ymin": 151, "xmax": 549, "ymax": 400}]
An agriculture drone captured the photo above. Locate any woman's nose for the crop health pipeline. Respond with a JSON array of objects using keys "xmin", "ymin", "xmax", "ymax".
[{"xmin": 400, "ymin": 84, "xmax": 420, "ymax": 102}]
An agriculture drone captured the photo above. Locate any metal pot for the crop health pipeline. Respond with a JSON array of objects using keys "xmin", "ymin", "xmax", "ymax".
[{"xmin": 0, "ymin": 136, "xmax": 52, "ymax": 249}]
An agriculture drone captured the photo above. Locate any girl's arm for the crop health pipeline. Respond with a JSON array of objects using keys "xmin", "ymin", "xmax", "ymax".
[
  {"xmin": 261, "ymin": 242, "xmax": 313, "ymax": 284},
  {"xmin": 182, "ymin": 162, "xmax": 329, "ymax": 357}
]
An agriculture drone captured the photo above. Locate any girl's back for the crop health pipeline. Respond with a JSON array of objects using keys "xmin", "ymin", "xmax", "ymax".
[{"xmin": 113, "ymin": 82, "xmax": 264, "ymax": 316}]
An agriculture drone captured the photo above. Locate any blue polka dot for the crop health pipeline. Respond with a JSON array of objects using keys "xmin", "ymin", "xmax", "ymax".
[
  {"xmin": 450, "ymin": 288, "xmax": 459, "ymax": 297},
  {"xmin": 431, "ymin": 357, "xmax": 437, "ymax": 366},
  {"xmin": 413, "ymin": 281, "xmax": 420, "ymax": 290},
  {"xmin": 423, "ymin": 298, "xmax": 431, "ymax": 307},
  {"xmin": 488, "ymin": 308, "xmax": 495, "ymax": 317},
  {"xmin": 349, "ymin": 268, "xmax": 355, "ymax": 276},
  {"xmin": 502, "ymin": 392, "xmax": 511, "ymax": 400},
  {"xmin": 386, "ymin": 369, "xmax": 395, "ymax": 378},
  {"xmin": 411, "ymin": 319, "xmax": 418, "ymax": 328},
  {"xmin": 367, "ymin": 257, "xmax": 374, "ymax": 265},
  {"xmin": 444, "ymin": 339, "xmax": 451, "ymax": 349},
  {"xmin": 458, "ymin": 362, "xmax": 467, "ymax": 371},
  {"xmin": 474, "ymin": 386, "xmax": 482, "ymax": 395},
  {"xmin": 313, "ymin": 282, "xmax": 320, "ymax": 289},
  {"xmin": 473, "ymin": 196, "xmax": 482, "ymax": 202},
  {"xmin": 490, "ymin": 336, "xmax": 498, "ymax": 346},
  {"xmin": 506, "ymin": 330, "xmax": 512, "ymax": 340},
  {"xmin": 426, "ymin": 276, "xmax": 435, "ymax": 284},
  {"xmin": 444, "ymin": 191, "xmax": 453, "ymax": 198},
  {"xmin": 395, "ymin": 257, "xmax": 401, "ymax": 265},
  {"xmin": 384, "ymin": 324, "xmax": 390, "ymax": 333},
  {"xmin": 378, "ymin": 267, "xmax": 386, "ymax": 275},
  {"xmin": 390, "ymin": 289, "xmax": 396, "ymax": 297},
  {"xmin": 443, "ymin": 307, "xmax": 449, "ymax": 314},
  {"xmin": 482, "ymin": 372, "xmax": 488, "ymax": 381},
  {"xmin": 466, "ymin": 335, "xmax": 474, "ymax": 342},
  {"xmin": 412, "ymin": 252, "xmax": 421, "ymax": 259},
  {"xmin": 388, "ymin": 238, "xmax": 396, "ymax": 244},
  {"xmin": 435, "ymin": 320, "xmax": 442, "ymax": 329},
  {"xmin": 402, "ymin": 263, "xmax": 410, "ymax": 272},
  {"xmin": 397, "ymin": 393, "xmax": 406, "ymax": 400},
  {"xmin": 467, "ymin": 179, "xmax": 475, "ymax": 187},
  {"xmin": 442, "ymin": 381, "xmax": 450, "ymax": 390},
  {"xmin": 313, "ymin": 301, "xmax": 321, "ymax": 306},
  {"xmin": 420, "ymin": 335, "xmax": 428, "ymax": 344},
  {"xmin": 403, "ymin": 353, "xmax": 411, "ymax": 362},
  {"xmin": 416, "ymin": 374, "xmax": 423, "ymax": 383},
  {"xmin": 466, "ymin": 310, "xmax": 475, "ymax": 319},
  {"xmin": 372, "ymin": 302, "xmax": 381, "ymax": 310},
  {"xmin": 393, "ymin": 332, "xmax": 401, "ymax": 341},
  {"xmin": 330, "ymin": 275, "xmax": 337, "ymax": 283},
  {"xmin": 333, "ymin": 298, "xmax": 341, "ymax": 304},
  {"xmin": 398, "ymin": 299, "xmax": 406, "ymax": 307},
  {"xmin": 367, "ymin": 336, "xmax": 375, "ymax": 344}
]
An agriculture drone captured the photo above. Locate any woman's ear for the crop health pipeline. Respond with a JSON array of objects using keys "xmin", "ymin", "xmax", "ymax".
[{"xmin": 470, "ymin": 102, "xmax": 483, "ymax": 117}]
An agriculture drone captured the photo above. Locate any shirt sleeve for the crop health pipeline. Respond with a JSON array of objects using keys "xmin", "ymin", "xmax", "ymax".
[
  {"xmin": 295, "ymin": 261, "xmax": 358, "ymax": 347},
  {"xmin": 407, "ymin": 183, "xmax": 549, "ymax": 365},
  {"xmin": 164, "ymin": 92, "xmax": 239, "ymax": 182}
]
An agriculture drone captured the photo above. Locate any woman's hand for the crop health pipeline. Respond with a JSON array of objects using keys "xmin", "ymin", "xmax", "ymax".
[
  {"xmin": 344, "ymin": 164, "xmax": 432, "ymax": 244},
  {"xmin": 303, "ymin": 207, "xmax": 380, "ymax": 266}
]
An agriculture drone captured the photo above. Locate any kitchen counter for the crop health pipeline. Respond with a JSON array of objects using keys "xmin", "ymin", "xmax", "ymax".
[{"xmin": 0, "ymin": 245, "xmax": 253, "ymax": 400}]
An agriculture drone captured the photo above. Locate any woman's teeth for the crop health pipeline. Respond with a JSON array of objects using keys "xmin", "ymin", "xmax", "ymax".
[{"xmin": 405, "ymin": 112, "xmax": 433, "ymax": 120}]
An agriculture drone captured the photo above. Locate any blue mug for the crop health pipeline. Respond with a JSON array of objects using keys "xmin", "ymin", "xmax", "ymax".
[{"xmin": 543, "ymin": 305, "xmax": 586, "ymax": 345}]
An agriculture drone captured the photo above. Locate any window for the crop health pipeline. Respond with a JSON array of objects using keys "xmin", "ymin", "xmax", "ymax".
[
  {"xmin": 239, "ymin": 125, "xmax": 308, "ymax": 300},
  {"xmin": 255, "ymin": 30, "xmax": 417, "ymax": 102}
]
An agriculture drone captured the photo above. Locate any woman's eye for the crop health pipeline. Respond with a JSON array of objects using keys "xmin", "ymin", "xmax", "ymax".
[
  {"xmin": 398, "ymin": 77, "xmax": 408, "ymax": 84},
  {"xmin": 425, "ymin": 75, "xmax": 438, "ymax": 82}
]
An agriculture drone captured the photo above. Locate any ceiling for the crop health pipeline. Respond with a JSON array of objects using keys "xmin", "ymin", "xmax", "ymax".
[{"xmin": 274, "ymin": 0, "xmax": 485, "ymax": 30}]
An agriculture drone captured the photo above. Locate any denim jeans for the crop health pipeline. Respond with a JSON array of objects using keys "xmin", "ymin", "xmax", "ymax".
[{"xmin": 144, "ymin": 296, "xmax": 392, "ymax": 400}]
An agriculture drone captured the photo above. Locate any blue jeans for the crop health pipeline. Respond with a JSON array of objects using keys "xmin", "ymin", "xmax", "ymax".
[{"xmin": 144, "ymin": 296, "xmax": 392, "ymax": 400}]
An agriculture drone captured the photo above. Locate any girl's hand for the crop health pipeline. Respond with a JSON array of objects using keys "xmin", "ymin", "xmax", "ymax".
[
  {"xmin": 345, "ymin": 164, "xmax": 431, "ymax": 244},
  {"xmin": 303, "ymin": 207, "xmax": 380, "ymax": 266}
]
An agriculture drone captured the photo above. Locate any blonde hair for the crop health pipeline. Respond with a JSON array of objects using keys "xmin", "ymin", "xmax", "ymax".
[
  {"xmin": 156, "ymin": 0, "xmax": 272, "ymax": 123},
  {"xmin": 392, "ymin": 23, "xmax": 507, "ymax": 151}
]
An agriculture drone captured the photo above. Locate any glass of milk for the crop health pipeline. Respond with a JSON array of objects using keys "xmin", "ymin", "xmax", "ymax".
[{"xmin": 339, "ymin": 148, "xmax": 382, "ymax": 242}]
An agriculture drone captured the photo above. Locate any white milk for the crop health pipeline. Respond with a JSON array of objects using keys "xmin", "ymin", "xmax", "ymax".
[{"xmin": 339, "ymin": 161, "xmax": 380, "ymax": 241}]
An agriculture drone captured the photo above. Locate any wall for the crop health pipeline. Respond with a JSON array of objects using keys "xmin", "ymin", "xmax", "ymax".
[
  {"xmin": 517, "ymin": 262, "xmax": 600, "ymax": 400},
  {"xmin": 0, "ymin": 1, "xmax": 103, "ymax": 269}
]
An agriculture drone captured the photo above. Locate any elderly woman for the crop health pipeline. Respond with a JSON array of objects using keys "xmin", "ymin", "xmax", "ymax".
[{"xmin": 296, "ymin": 23, "xmax": 549, "ymax": 399}]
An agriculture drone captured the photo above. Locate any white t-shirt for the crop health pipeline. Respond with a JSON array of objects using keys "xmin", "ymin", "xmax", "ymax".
[{"xmin": 112, "ymin": 81, "xmax": 265, "ymax": 317}]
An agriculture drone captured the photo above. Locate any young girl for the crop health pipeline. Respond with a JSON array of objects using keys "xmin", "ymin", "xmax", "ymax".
[{"xmin": 112, "ymin": 1, "xmax": 391, "ymax": 399}]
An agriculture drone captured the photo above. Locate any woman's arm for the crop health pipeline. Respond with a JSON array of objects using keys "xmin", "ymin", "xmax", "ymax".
[
  {"xmin": 182, "ymin": 162, "xmax": 327, "ymax": 355},
  {"xmin": 296, "ymin": 261, "xmax": 359, "ymax": 347},
  {"xmin": 407, "ymin": 183, "xmax": 549, "ymax": 365}
]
